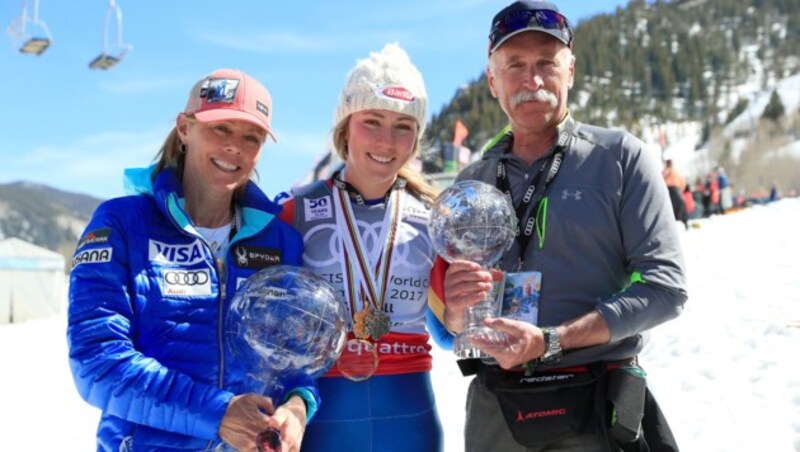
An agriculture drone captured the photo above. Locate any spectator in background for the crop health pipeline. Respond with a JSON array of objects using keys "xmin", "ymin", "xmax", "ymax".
[
  {"xmin": 706, "ymin": 171, "xmax": 721, "ymax": 215},
  {"xmin": 695, "ymin": 177, "xmax": 709, "ymax": 217},
  {"xmin": 683, "ymin": 184, "xmax": 696, "ymax": 220},
  {"xmin": 663, "ymin": 159, "xmax": 688, "ymax": 229},
  {"xmin": 769, "ymin": 181, "xmax": 779, "ymax": 202},
  {"xmin": 717, "ymin": 166, "xmax": 732, "ymax": 213},
  {"xmin": 735, "ymin": 188, "xmax": 747, "ymax": 208}
]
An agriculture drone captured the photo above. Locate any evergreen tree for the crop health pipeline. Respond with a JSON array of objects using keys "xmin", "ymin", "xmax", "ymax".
[
  {"xmin": 761, "ymin": 90, "xmax": 785, "ymax": 122},
  {"xmin": 726, "ymin": 98, "xmax": 750, "ymax": 125}
]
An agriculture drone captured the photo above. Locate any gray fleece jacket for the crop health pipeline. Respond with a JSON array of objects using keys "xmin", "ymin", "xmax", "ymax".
[{"xmin": 457, "ymin": 117, "xmax": 687, "ymax": 367}]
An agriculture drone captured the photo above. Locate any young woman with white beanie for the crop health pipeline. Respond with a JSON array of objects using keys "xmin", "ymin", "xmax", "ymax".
[{"xmin": 279, "ymin": 43, "xmax": 444, "ymax": 451}]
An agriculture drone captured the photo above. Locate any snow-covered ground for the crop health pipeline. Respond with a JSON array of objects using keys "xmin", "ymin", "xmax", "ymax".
[{"xmin": 2, "ymin": 198, "xmax": 799, "ymax": 451}]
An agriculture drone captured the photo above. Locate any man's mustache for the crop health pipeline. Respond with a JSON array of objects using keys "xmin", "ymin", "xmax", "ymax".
[{"xmin": 511, "ymin": 89, "xmax": 558, "ymax": 108}]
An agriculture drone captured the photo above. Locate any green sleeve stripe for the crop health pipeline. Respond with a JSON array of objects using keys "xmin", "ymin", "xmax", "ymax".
[
  {"xmin": 481, "ymin": 124, "xmax": 512, "ymax": 153},
  {"xmin": 612, "ymin": 272, "xmax": 644, "ymax": 296}
]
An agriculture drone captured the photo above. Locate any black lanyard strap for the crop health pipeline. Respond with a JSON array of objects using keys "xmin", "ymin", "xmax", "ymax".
[
  {"xmin": 332, "ymin": 170, "xmax": 406, "ymax": 205},
  {"xmin": 495, "ymin": 131, "xmax": 569, "ymax": 265}
]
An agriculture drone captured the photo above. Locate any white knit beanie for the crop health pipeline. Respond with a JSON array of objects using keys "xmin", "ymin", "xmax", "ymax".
[{"xmin": 334, "ymin": 43, "xmax": 428, "ymax": 137}]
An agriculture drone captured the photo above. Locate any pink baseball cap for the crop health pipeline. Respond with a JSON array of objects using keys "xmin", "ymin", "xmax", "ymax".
[{"xmin": 184, "ymin": 68, "xmax": 276, "ymax": 142}]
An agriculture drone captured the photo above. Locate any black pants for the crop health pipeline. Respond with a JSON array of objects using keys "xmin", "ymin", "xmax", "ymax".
[{"xmin": 667, "ymin": 186, "xmax": 688, "ymax": 228}]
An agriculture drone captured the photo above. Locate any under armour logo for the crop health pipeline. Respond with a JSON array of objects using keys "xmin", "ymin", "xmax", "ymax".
[{"xmin": 561, "ymin": 189, "xmax": 582, "ymax": 200}]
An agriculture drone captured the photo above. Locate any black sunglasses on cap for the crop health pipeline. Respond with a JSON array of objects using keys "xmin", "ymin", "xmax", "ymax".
[{"xmin": 489, "ymin": 7, "xmax": 572, "ymax": 54}]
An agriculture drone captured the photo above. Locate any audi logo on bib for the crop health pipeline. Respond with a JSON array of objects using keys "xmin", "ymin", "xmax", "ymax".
[
  {"xmin": 165, "ymin": 270, "xmax": 209, "ymax": 285},
  {"xmin": 161, "ymin": 269, "xmax": 212, "ymax": 296}
]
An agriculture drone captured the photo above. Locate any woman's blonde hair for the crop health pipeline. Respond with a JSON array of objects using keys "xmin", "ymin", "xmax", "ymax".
[
  {"xmin": 332, "ymin": 117, "xmax": 439, "ymax": 205},
  {"xmin": 153, "ymin": 126, "xmax": 185, "ymax": 181}
]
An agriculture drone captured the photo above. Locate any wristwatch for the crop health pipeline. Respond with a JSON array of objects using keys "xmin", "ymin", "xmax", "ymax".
[{"xmin": 539, "ymin": 326, "xmax": 563, "ymax": 365}]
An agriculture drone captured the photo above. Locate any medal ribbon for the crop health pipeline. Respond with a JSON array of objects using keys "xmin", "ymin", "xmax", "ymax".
[{"xmin": 333, "ymin": 179, "xmax": 403, "ymax": 329}]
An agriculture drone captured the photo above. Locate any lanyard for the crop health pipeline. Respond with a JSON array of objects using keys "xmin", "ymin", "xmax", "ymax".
[
  {"xmin": 495, "ymin": 131, "xmax": 569, "ymax": 267},
  {"xmin": 332, "ymin": 170, "xmax": 406, "ymax": 206}
]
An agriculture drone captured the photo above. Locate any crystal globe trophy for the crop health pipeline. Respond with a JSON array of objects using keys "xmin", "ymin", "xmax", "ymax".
[
  {"xmin": 226, "ymin": 265, "xmax": 347, "ymax": 451},
  {"xmin": 428, "ymin": 180, "xmax": 517, "ymax": 359}
]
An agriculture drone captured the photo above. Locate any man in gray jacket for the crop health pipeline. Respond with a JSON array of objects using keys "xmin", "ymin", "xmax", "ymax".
[{"xmin": 440, "ymin": 1, "xmax": 687, "ymax": 450}]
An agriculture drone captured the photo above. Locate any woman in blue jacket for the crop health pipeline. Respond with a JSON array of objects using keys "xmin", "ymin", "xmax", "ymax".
[{"xmin": 67, "ymin": 68, "xmax": 316, "ymax": 452}]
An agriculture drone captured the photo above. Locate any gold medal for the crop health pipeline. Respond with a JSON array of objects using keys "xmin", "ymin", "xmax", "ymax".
[{"xmin": 353, "ymin": 307, "xmax": 369, "ymax": 340}]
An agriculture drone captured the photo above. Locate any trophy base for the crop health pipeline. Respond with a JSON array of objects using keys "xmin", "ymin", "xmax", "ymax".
[
  {"xmin": 454, "ymin": 345, "xmax": 487, "ymax": 359},
  {"xmin": 452, "ymin": 326, "xmax": 508, "ymax": 359}
]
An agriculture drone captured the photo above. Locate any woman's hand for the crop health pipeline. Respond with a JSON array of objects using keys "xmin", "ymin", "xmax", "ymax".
[
  {"xmin": 219, "ymin": 393, "xmax": 276, "ymax": 452},
  {"xmin": 266, "ymin": 395, "xmax": 308, "ymax": 452}
]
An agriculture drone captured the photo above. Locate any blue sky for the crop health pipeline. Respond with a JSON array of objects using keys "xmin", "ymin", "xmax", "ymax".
[{"xmin": 1, "ymin": 1, "xmax": 629, "ymax": 200}]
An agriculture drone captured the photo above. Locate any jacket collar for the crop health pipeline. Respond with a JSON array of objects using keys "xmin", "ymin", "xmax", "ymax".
[
  {"xmin": 482, "ymin": 112, "xmax": 576, "ymax": 159},
  {"xmin": 123, "ymin": 165, "xmax": 280, "ymax": 242}
]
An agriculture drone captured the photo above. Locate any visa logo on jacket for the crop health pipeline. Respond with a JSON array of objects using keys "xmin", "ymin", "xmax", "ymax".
[{"xmin": 148, "ymin": 239, "xmax": 208, "ymax": 265}]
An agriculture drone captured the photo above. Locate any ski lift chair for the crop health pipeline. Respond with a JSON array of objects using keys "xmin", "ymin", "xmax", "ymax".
[
  {"xmin": 5, "ymin": 0, "xmax": 52, "ymax": 56},
  {"xmin": 89, "ymin": 0, "xmax": 132, "ymax": 70}
]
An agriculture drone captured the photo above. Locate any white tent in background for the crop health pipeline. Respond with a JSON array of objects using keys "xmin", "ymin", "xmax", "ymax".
[{"xmin": 0, "ymin": 237, "xmax": 65, "ymax": 324}]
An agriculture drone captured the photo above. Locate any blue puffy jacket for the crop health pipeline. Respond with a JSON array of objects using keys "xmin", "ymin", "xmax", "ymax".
[{"xmin": 67, "ymin": 167, "xmax": 318, "ymax": 451}]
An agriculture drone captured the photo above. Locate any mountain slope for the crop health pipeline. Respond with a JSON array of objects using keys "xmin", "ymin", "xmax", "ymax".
[
  {"xmin": 0, "ymin": 182, "xmax": 102, "ymax": 257},
  {"xmin": 424, "ymin": 0, "xmax": 799, "ymax": 155}
]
